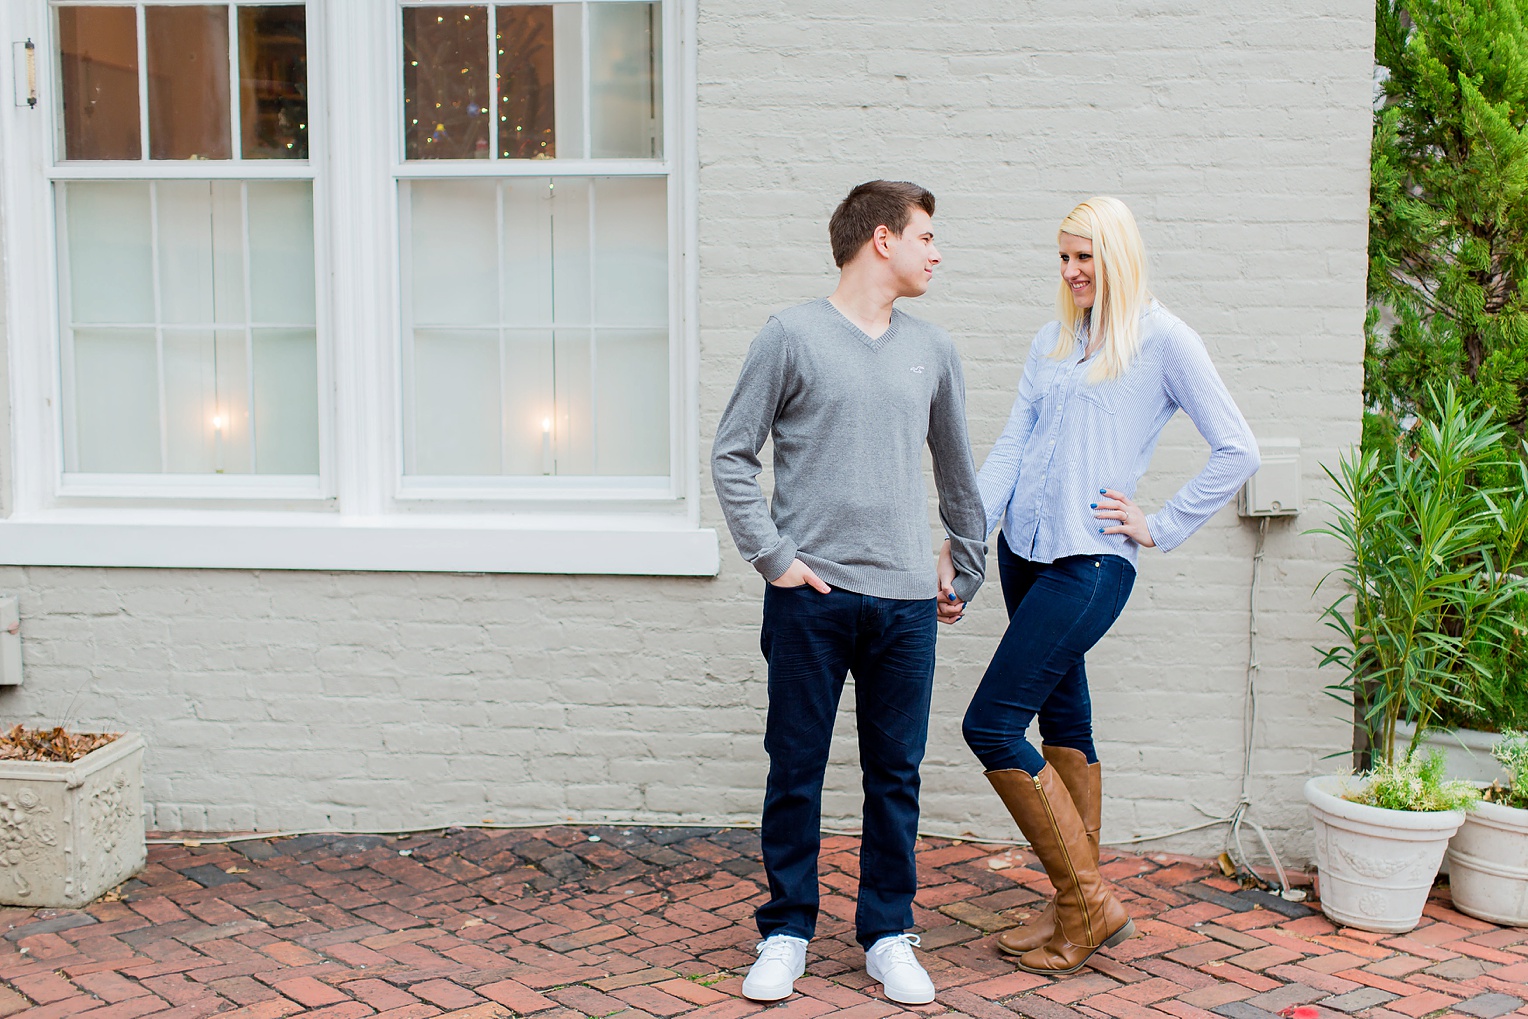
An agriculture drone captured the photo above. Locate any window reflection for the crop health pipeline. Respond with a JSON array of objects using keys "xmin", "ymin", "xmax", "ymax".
[
  {"xmin": 403, "ymin": 7, "xmax": 490, "ymax": 160},
  {"xmin": 59, "ymin": 6, "xmax": 142, "ymax": 160},
  {"xmin": 239, "ymin": 6, "xmax": 309, "ymax": 159}
]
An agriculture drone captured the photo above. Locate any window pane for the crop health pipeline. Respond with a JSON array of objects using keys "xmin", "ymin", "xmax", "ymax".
[
  {"xmin": 407, "ymin": 179, "xmax": 498, "ymax": 325},
  {"xmin": 147, "ymin": 5, "xmax": 232, "ymax": 160},
  {"xmin": 409, "ymin": 329, "xmax": 501, "ymax": 474},
  {"xmin": 496, "ymin": 5, "xmax": 555, "ymax": 158},
  {"xmin": 164, "ymin": 328, "xmax": 250, "ymax": 473},
  {"xmin": 595, "ymin": 329, "xmax": 667, "ymax": 474},
  {"xmin": 403, "ymin": 6, "xmax": 490, "ymax": 159},
  {"xmin": 253, "ymin": 328, "xmax": 319, "ymax": 474},
  {"xmin": 69, "ymin": 329, "xmax": 161, "ymax": 473},
  {"xmin": 58, "ymin": 181, "xmax": 319, "ymax": 477},
  {"xmin": 248, "ymin": 182, "xmax": 316, "ymax": 323},
  {"xmin": 58, "ymin": 6, "xmax": 141, "ymax": 160},
  {"xmin": 239, "ymin": 5, "xmax": 308, "ymax": 159},
  {"xmin": 593, "ymin": 177, "xmax": 665, "ymax": 326},
  {"xmin": 62, "ymin": 182, "xmax": 154, "ymax": 324},
  {"xmin": 157, "ymin": 181, "xmax": 245, "ymax": 325},
  {"xmin": 590, "ymin": 2, "xmax": 661, "ymax": 158}
]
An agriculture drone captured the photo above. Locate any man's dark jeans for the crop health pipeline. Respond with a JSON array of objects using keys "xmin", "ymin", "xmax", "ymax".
[
  {"xmin": 756, "ymin": 584, "xmax": 937, "ymax": 950},
  {"xmin": 962, "ymin": 534, "xmax": 1136, "ymax": 775}
]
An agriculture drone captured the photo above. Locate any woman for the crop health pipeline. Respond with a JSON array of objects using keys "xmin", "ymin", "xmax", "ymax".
[{"xmin": 942, "ymin": 197, "xmax": 1258, "ymax": 976}]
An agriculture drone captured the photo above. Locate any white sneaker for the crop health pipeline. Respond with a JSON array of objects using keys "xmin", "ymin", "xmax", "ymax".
[
  {"xmin": 741, "ymin": 934, "xmax": 808, "ymax": 1002},
  {"xmin": 865, "ymin": 933, "xmax": 936, "ymax": 1005}
]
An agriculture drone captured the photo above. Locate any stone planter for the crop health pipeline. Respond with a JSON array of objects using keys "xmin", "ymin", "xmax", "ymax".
[
  {"xmin": 1305, "ymin": 774, "xmax": 1465, "ymax": 933},
  {"xmin": 1393, "ymin": 722, "xmax": 1506, "ymax": 784},
  {"xmin": 0, "ymin": 732, "xmax": 145, "ymax": 907},
  {"xmin": 1446, "ymin": 796, "xmax": 1528, "ymax": 927}
]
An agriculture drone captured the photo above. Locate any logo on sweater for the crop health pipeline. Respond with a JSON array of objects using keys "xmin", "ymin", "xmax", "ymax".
[{"xmin": 909, "ymin": 365, "xmax": 925, "ymax": 373}]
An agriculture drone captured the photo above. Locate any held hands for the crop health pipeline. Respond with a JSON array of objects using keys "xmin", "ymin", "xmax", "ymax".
[
  {"xmin": 1093, "ymin": 488, "xmax": 1156, "ymax": 547},
  {"xmin": 770, "ymin": 558, "xmax": 832, "ymax": 593},
  {"xmin": 936, "ymin": 539, "xmax": 965, "ymax": 624}
]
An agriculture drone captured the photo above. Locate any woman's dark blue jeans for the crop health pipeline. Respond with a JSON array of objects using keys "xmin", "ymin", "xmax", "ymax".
[
  {"xmin": 756, "ymin": 584, "xmax": 937, "ymax": 950},
  {"xmin": 962, "ymin": 535, "xmax": 1136, "ymax": 775}
]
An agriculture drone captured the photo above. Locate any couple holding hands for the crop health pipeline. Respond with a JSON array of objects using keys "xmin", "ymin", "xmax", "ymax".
[{"xmin": 711, "ymin": 181, "xmax": 1259, "ymax": 1005}]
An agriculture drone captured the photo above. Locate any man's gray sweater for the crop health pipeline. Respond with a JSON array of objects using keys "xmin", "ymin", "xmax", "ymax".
[{"xmin": 712, "ymin": 298, "xmax": 987, "ymax": 603}]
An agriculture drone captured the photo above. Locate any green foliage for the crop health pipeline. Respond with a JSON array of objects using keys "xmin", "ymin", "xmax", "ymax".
[
  {"xmin": 1489, "ymin": 729, "xmax": 1528, "ymax": 807},
  {"xmin": 1349, "ymin": 746, "xmax": 1482, "ymax": 811},
  {"xmin": 1367, "ymin": 0, "xmax": 1528, "ymax": 439},
  {"xmin": 1314, "ymin": 387, "xmax": 1528, "ymax": 765}
]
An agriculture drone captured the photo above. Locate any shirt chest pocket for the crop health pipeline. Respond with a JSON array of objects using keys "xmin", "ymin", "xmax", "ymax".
[{"xmin": 1076, "ymin": 369, "xmax": 1148, "ymax": 416}]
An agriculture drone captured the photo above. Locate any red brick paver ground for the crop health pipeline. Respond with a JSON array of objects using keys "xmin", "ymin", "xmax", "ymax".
[{"xmin": 0, "ymin": 826, "xmax": 1523, "ymax": 1018}]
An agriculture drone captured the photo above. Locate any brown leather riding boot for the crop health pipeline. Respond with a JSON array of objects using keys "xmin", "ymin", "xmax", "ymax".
[
  {"xmin": 985, "ymin": 765, "xmax": 1134, "ymax": 975},
  {"xmin": 996, "ymin": 746, "xmax": 1101, "ymax": 956}
]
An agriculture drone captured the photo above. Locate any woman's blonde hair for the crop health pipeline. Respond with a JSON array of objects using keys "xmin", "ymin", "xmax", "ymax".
[{"xmin": 1051, "ymin": 196, "xmax": 1151, "ymax": 383}]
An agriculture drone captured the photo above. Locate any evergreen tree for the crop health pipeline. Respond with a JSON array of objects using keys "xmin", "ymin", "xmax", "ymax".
[{"xmin": 1368, "ymin": 0, "xmax": 1528, "ymax": 450}]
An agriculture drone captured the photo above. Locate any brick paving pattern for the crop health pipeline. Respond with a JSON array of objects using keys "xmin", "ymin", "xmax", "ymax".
[{"xmin": 0, "ymin": 826, "xmax": 1523, "ymax": 1018}]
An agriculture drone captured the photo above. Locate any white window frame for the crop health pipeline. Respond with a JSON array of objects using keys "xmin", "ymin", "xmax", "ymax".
[{"xmin": 0, "ymin": 0, "xmax": 715, "ymax": 576}]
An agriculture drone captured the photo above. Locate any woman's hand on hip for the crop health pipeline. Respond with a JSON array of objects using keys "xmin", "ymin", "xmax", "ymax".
[{"xmin": 1094, "ymin": 488, "xmax": 1156, "ymax": 547}]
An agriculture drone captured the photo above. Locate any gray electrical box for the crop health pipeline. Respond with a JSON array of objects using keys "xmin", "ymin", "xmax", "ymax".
[
  {"xmin": 1238, "ymin": 438, "xmax": 1301, "ymax": 517},
  {"xmin": 0, "ymin": 596, "xmax": 18, "ymax": 686}
]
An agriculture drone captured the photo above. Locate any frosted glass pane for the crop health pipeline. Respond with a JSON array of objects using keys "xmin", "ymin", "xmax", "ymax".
[
  {"xmin": 59, "ymin": 6, "xmax": 141, "ymax": 160},
  {"xmin": 590, "ymin": 3, "xmax": 661, "ymax": 159},
  {"xmin": 64, "ymin": 182, "xmax": 154, "ymax": 324},
  {"xmin": 158, "ymin": 181, "xmax": 245, "ymax": 325},
  {"xmin": 595, "ymin": 329, "xmax": 667, "ymax": 475},
  {"xmin": 248, "ymin": 182, "xmax": 316, "ymax": 323},
  {"xmin": 147, "ymin": 5, "xmax": 232, "ymax": 160},
  {"xmin": 239, "ymin": 5, "xmax": 309, "ymax": 159},
  {"xmin": 593, "ymin": 178, "xmax": 666, "ymax": 326},
  {"xmin": 70, "ymin": 329, "xmax": 160, "ymax": 472},
  {"xmin": 551, "ymin": 177, "xmax": 590, "ymax": 325},
  {"xmin": 553, "ymin": 328, "xmax": 592, "ymax": 474},
  {"xmin": 403, "ymin": 6, "xmax": 490, "ymax": 159},
  {"xmin": 408, "ymin": 180, "xmax": 498, "ymax": 326},
  {"xmin": 253, "ymin": 328, "xmax": 319, "ymax": 474},
  {"xmin": 501, "ymin": 179, "xmax": 553, "ymax": 326},
  {"xmin": 496, "ymin": 5, "xmax": 557, "ymax": 158},
  {"xmin": 164, "ymin": 329, "xmax": 250, "ymax": 473},
  {"xmin": 411, "ymin": 329, "xmax": 501, "ymax": 474},
  {"xmin": 552, "ymin": 4, "xmax": 585, "ymax": 158},
  {"xmin": 502, "ymin": 329, "xmax": 555, "ymax": 475}
]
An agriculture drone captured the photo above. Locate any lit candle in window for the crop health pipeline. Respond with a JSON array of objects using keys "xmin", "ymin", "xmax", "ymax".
[
  {"xmin": 542, "ymin": 417, "xmax": 553, "ymax": 476},
  {"xmin": 212, "ymin": 411, "xmax": 225, "ymax": 474}
]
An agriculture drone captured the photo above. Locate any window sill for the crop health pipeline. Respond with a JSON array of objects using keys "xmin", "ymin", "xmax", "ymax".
[{"xmin": 0, "ymin": 510, "xmax": 720, "ymax": 577}]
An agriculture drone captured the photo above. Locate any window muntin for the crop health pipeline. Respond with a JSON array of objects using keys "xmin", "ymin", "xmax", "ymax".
[{"xmin": 57, "ymin": 3, "xmax": 309, "ymax": 162}]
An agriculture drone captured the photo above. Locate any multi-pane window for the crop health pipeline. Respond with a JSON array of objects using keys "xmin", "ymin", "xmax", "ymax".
[
  {"xmin": 51, "ymin": 2, "xmax": 318, "ymax": 484},
  {"xmin": 398, "ymin": 2, "xmax": 671, "ymax": 483}
]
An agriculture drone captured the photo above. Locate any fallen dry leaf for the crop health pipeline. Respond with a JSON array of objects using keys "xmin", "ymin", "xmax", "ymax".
[{"xmin": 0, "ymin": 724, "xmax": 119, "ymax": 763}]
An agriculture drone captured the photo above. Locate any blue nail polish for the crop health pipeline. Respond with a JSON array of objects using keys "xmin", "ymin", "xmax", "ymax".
[
  {"xmin": 947, "ymin": 592, "xmax": 956, "ymax": 601},
  {"xmin": 1099, "ymin": 488, "xmax": 1106, "ymax": 494},
  {"xmin": 1098, "ymin": 527, "xmax": 1105, "ymax": 533},
  {"xmin": 1090, "ymin": 502, "xmax": 1097, "ymax": 508}
]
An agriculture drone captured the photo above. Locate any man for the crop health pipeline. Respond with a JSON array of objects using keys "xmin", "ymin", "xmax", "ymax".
[{"xmin": 711, "ymin": 180, "xmax": 988, "ymax": 1005}]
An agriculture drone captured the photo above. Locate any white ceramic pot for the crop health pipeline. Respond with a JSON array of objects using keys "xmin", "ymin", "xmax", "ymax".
[
  {"xmin": 1393, "ymin": 722, "xmax": 1507, "ymax": 785},
  {"xmin": 0, "ymin": 732, "xmax": 146, "ymax": 908},
  {"xmin": 1305, "ymin": 774, "xmax": 1465, "ymax": 933},
  {"xmin": 1446, "ymin": 797, "xmax": 1528, "ymax": 927}
]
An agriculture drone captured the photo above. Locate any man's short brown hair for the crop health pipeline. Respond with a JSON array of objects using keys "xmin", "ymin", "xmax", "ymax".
[{"xmin": 828, "ymin": 180, "xmax": 936, "ymax": 268}]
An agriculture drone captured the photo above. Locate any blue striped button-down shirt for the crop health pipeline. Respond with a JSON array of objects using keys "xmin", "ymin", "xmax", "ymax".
[{"xmin": 978, "ymin": 301, "xmax": 1259, "ymax": 567}]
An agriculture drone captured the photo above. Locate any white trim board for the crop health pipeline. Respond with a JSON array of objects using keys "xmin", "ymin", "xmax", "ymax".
[{"xmin": 0, "ymin": 514, "xmax": 720, "ymax": 575}]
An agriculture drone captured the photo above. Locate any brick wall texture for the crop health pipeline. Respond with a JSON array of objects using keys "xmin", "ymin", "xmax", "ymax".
[{"xmin": 0, "ymin": 1, "xmax": 1373, "ymax": 861}]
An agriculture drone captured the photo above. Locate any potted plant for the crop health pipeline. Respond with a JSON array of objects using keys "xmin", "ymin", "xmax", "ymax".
[
  {"xmin": 1309, "ymin": 388, "xmax": 1526, "ymax": 933},
  {"xmin": 1446, "ymin": 729, "xmax": 1528, "ymax": 926},
  {"xmin": 0, "ymin": 724, "xmax": 146, "ymax": 907}
]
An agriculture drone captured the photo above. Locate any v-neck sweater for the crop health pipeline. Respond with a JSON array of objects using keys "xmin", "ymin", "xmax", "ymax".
[{"xmin": 712, "ymin": 298, "xmax": 988, "ymax": 602}]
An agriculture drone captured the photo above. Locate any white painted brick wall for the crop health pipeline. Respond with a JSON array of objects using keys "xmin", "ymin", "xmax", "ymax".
[{"xmin": 0, "ymin": 0, "xmax": 1371, "ymax": 863}]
